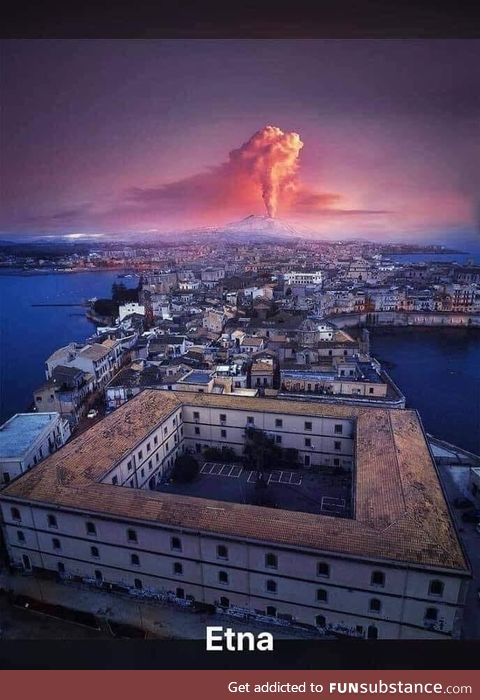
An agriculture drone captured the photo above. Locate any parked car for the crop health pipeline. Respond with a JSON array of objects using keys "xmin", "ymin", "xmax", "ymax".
[
  {"xmin": 86, "ymin": 409, "xmax": 98, "ymax": 419},
  {"xmin": 453, "ymin": 497, "xmax": 475, "ymax": 509},
  {"xmin": 461, "ymin": 509, "xmax": 480, "ymax": 523}
]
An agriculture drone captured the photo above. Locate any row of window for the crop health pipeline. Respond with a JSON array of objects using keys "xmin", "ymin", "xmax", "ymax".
[
  {"xmin": 44, "ymin": 558, "xmax": 446, "ymax": 627},
  {"xmin": 131, "ymin": 416, "xmax": 181, "ymax": 465},
  {"xmin": 112, "ymin": 443, "xmax": 180, "ymax": 486},
  {"xmin": 191, "ymin": 426, "xmax": 344, "ymax": 452},
  {"xmin": 10, "ymin": 511, "xmax": 446, "ymax": 599},
  {"xmin": 192, "ymin": 412, "xmax": 345, "ymax": 435}
]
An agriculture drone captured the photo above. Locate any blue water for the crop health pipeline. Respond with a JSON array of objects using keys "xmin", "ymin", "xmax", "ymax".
[
  {"xmin": 370, "ymin": 328, "xmax": 480, "ymax": 455},
  {"xmin": 0, "ymin": 270, "xmax": 137, "ymax": 423}
]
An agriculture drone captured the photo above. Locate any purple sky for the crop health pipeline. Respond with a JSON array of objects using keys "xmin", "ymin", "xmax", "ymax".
[{"xmin": 1, "ymin": 39, "xmax": 479, "ymax": 243}]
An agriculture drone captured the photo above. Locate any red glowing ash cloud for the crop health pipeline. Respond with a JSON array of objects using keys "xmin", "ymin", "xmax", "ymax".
[{"xmin": 230, "ymin": 125, "xmax": 303, "ymax": 217}]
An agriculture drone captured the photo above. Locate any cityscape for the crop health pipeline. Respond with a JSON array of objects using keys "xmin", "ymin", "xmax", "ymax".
[{"xmin": 0, "ymin": 39, "xmax": 479, "ymax": 643}]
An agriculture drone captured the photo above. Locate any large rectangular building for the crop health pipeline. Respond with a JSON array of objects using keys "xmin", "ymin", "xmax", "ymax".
[{"xmin": 0, "ymin": 390, "xmax": 470, "ymax": 639}]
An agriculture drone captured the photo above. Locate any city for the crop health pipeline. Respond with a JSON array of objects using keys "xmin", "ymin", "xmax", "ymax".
[
  {"xmin": 0, "ymin": 232, "xmax": 479, "ymax": 640},
  {"xmin": 0, "ymin": 38, "xmax": 479, "ymax": 648}
]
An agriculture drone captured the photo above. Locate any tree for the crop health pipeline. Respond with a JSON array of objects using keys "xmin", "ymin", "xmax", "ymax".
[
  {"xmin": 244, "ymin": 427, "xmax": 282, "ymax": 487},
  {"xmin": 171, "ymin": 454, "xmax": 200, "ymax": 483}
]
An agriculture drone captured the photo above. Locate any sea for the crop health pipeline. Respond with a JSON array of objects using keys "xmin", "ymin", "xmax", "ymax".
[
  {"xmin": 0, "ymin": 265, "xmax": 479, "ymax": 454},
  {"xmin": 0, "ymin": 270, "xmax": 137, "ymax": 424}
]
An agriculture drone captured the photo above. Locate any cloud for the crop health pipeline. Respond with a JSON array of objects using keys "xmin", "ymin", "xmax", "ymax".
[{"xmin": 121, "ymin": 126, "xmax": 387, "ymax": 222}]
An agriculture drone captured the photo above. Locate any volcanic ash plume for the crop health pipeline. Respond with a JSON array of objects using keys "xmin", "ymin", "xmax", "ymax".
[{"xmin": 230, "ymin": 125, "xmax": 304, "ymax": 218}]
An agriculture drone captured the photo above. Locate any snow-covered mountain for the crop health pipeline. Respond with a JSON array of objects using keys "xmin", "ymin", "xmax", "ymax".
[
  {"xmin": 220, "ymin": 214, "xmax": 299, "ymax": 237},
  {"xmin": 176, "ymin": 214, "xmax": 307, "ymax": 243}
]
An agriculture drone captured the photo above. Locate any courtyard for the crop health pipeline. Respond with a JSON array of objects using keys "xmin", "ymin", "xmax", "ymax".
[{"xmin": 158, "ymin": 460, "xmax": 353, "ymax": 517}]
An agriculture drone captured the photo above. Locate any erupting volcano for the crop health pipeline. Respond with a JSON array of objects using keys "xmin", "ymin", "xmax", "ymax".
[{"xmin": 230, "ymin": 125, "xmax": 304, "ymax": 218}]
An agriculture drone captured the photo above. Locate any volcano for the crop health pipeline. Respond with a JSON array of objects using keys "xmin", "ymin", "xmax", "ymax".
[
  {"xmin": 220, "ymin": 214, "xmax": 300, "ymax": 237},
  {"xmin": 167, "ymin": 214, "xmax": 311, "ymax": 243}
]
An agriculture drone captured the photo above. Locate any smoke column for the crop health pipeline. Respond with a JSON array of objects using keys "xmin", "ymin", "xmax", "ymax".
[{"xmin": 229, "ymin": 125, "xmax": 304, "ymax": 217}]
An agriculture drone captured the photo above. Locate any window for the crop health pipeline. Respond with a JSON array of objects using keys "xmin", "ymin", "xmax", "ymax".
[
  {"xmin": 3, "ymin": 472, "xmax": 10, "ymax": 484},
  {"xmin": 129, "ymin": 481, "xmax": 134, "ymax": 488},
  {"xmin": 334, "ymin": 441, "xmax": 341, "ymax": 451},
  {"xmin": 138, "ymin": 450, "xmax": 143, "ymax": 460},
  {"xmin": 112, "ymin": 475, "xmax": 118, "ymax": 485},
  {"xmin": 148, "ymin": 460, "xmax": 152, "ymax": 471},
  {"xmin": 90, "ymin": 546, "xmax": 99, "ymax": 558},
  {"xmin": 174, "ymin": 562, "xmax": 183, "ymax": 575},
  {"xmin": 304, "ymin": 438, "xmax": 311, "ymax": 447},
  {"xmin": 425, "ymin": 607, "xmax": 438, "ymax": 621},
  {"xmin": 371, "ymin": 571, "xmax": 385, "ymax": 587},
  {"xmin": 176, "ymin": 587, "xmax": 185, "ymax": 598},
  {"xmin": 247, "ymin": 416, "xmax": 254, "ymax": 425},
  {"xmin": 220, "ymin": 596, "xmax": 229, "ymax": 608},
  {"xmin": 147, "ymin": 442, "xmax": 151, "ymax": 452},
  {"xmin": 171, "ymin": 536, "xmax": 182, "ymax": 551},
  {"xmin": 369, "ymin": 387, "xmax": 374, "ymax": 394},
  {"xmin": 221, "ymin": 429, "xmax": 227, "ymax": 438},
  {"xmin": 266, "ymin": 606, "xmax": 277, "ymax": 617},
  {"xmin": 134, "ymin": 578, "xmax": 143, "ymax": 590},
  {"xmin": 131, "ymin": 554, "xmax": 140, "ymax": 566},
  {"xmin": 86, "ymin": 521, "xmax": 97, "ymax": 536},
  {"xmin": 316, "ymin": 588, "xmax": 328, "ymax": 603},
  {"xmin": 266, "ymin": 579, "xmax": 277, "ymax": 593},
  {"xmin": 193, "ymin": 411, "xmax": 200, "ymax": 420},
  {"xmin": 95, "ymin": 569, "xmax": 103, "ymax": 583},
  {"xmin": 275, "ymin": 435, "xmax": 282, "ymax": 444},
  {"xmin": 154, "ymin": 436, "xmax": 158, "ymax": 446},
  {"xmin": 218, "ymin": 571, "xmax": 229, "ymax": 584},
  {"xmin": 317, "ymin": 562, "xmax": 330, "ymax": 578},
  {"xmin": 428, "ymin": 580, "xmax": 444, "ymax": 597},
  {"xmin": 304, "ymin": 421, "xmax": 312, "ymax": 431},
  {"xmin": 52, "ymin": 538, "xmax": 61, "ymax": 550},
  {"xmin": 140, "ymin": 469, "xmax": 145, "ymax": 478},
  {"xmin": 369, "ymin": 598, "xmax": 382, "ymax": 612},
  {"xmin": 47, "ymin": 514, "xmax": 58, "ymax": 528},
  {"xmin": 265, "ymin": 553, "xmax": 277, "ymax": 569},
  {"xmin": 333, "ymin": 458, "xmax": 340, "ymax": 467},
  {"xmin": 220, "ymin": 414, "xmax": 227, "ymax": 423},
  {"xmin": 315, "ymin": 615, "xmax": 326, "ymax": 627},
  {"xmin": 194, "ymin": 426, "xmax": 200, "ymax": 435},
  {"xmin": 127, "ymin": 460, "xmax": 133, "ymax": 471},
  {"xmin": 217, "ymin": 545, "xmax": 228, "ymax": 560},
  {"xmin": 11, "ymin": 507, "xmax": 21, "ymax": 521},
  {"xmin": 17, "ymin": 530, "xmax": 25, "ymax": 542},
  {"xmin": 275, "ymin": 419, "xmax": 283, "ymax": 428},
  {"xmin": 127, "ymin": 529, "xmax": 137, "ymax": 543},
  {"xmin": 57, "ymin": 562, "xmax": 65, "ymax": 574}
]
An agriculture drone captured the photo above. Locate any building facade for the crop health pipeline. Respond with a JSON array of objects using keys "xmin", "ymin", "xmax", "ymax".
[{"xmin": 0, "ymin": 391, "xmax": 470, "ymax": 639}]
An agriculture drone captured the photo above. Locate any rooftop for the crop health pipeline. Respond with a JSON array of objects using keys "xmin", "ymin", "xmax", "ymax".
[
  {"xmin": 178, "ymin": 370, "xmax": 214, "ymax": 385},
  {"xmin": 78, "ymin": 344, "xmax": 111, "ymax": 361},
  {"xmin": 1, "ymin": 391, "xmax": 468, "ymax": 574},
  {"xmin": 0, "ymin": 413, "xmax": 59, "ymax": 459}
]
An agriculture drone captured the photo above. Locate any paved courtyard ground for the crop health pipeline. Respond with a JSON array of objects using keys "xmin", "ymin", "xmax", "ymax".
[{"xmin": 158, "ymin": 461, "xmax": 353, "ymax": 517}]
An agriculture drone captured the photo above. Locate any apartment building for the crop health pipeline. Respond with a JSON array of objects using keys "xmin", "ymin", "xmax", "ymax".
[
  {"xmin": 0, "ymin": 412, "xmax": 70, "ymax": 486},
  {"xmin": 0, "ymin": 391, "xmax": 469, "ymax": 639},
  {"xmin": 284, "ymin": 271, "xmax": 323, "ymax": 287},
  {"xmin": 45, "ymin": 340, "xmax": 124, "ymax": 388}
]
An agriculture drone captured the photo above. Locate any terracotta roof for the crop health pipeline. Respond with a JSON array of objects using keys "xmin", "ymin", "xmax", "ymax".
[
  {"xmin": 251, "ymin": 362, "xmax": 274, "ymax": 374},
  {"xmin": 1, "ymin": 390, "xmax": 468, "ymax": 573}
]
